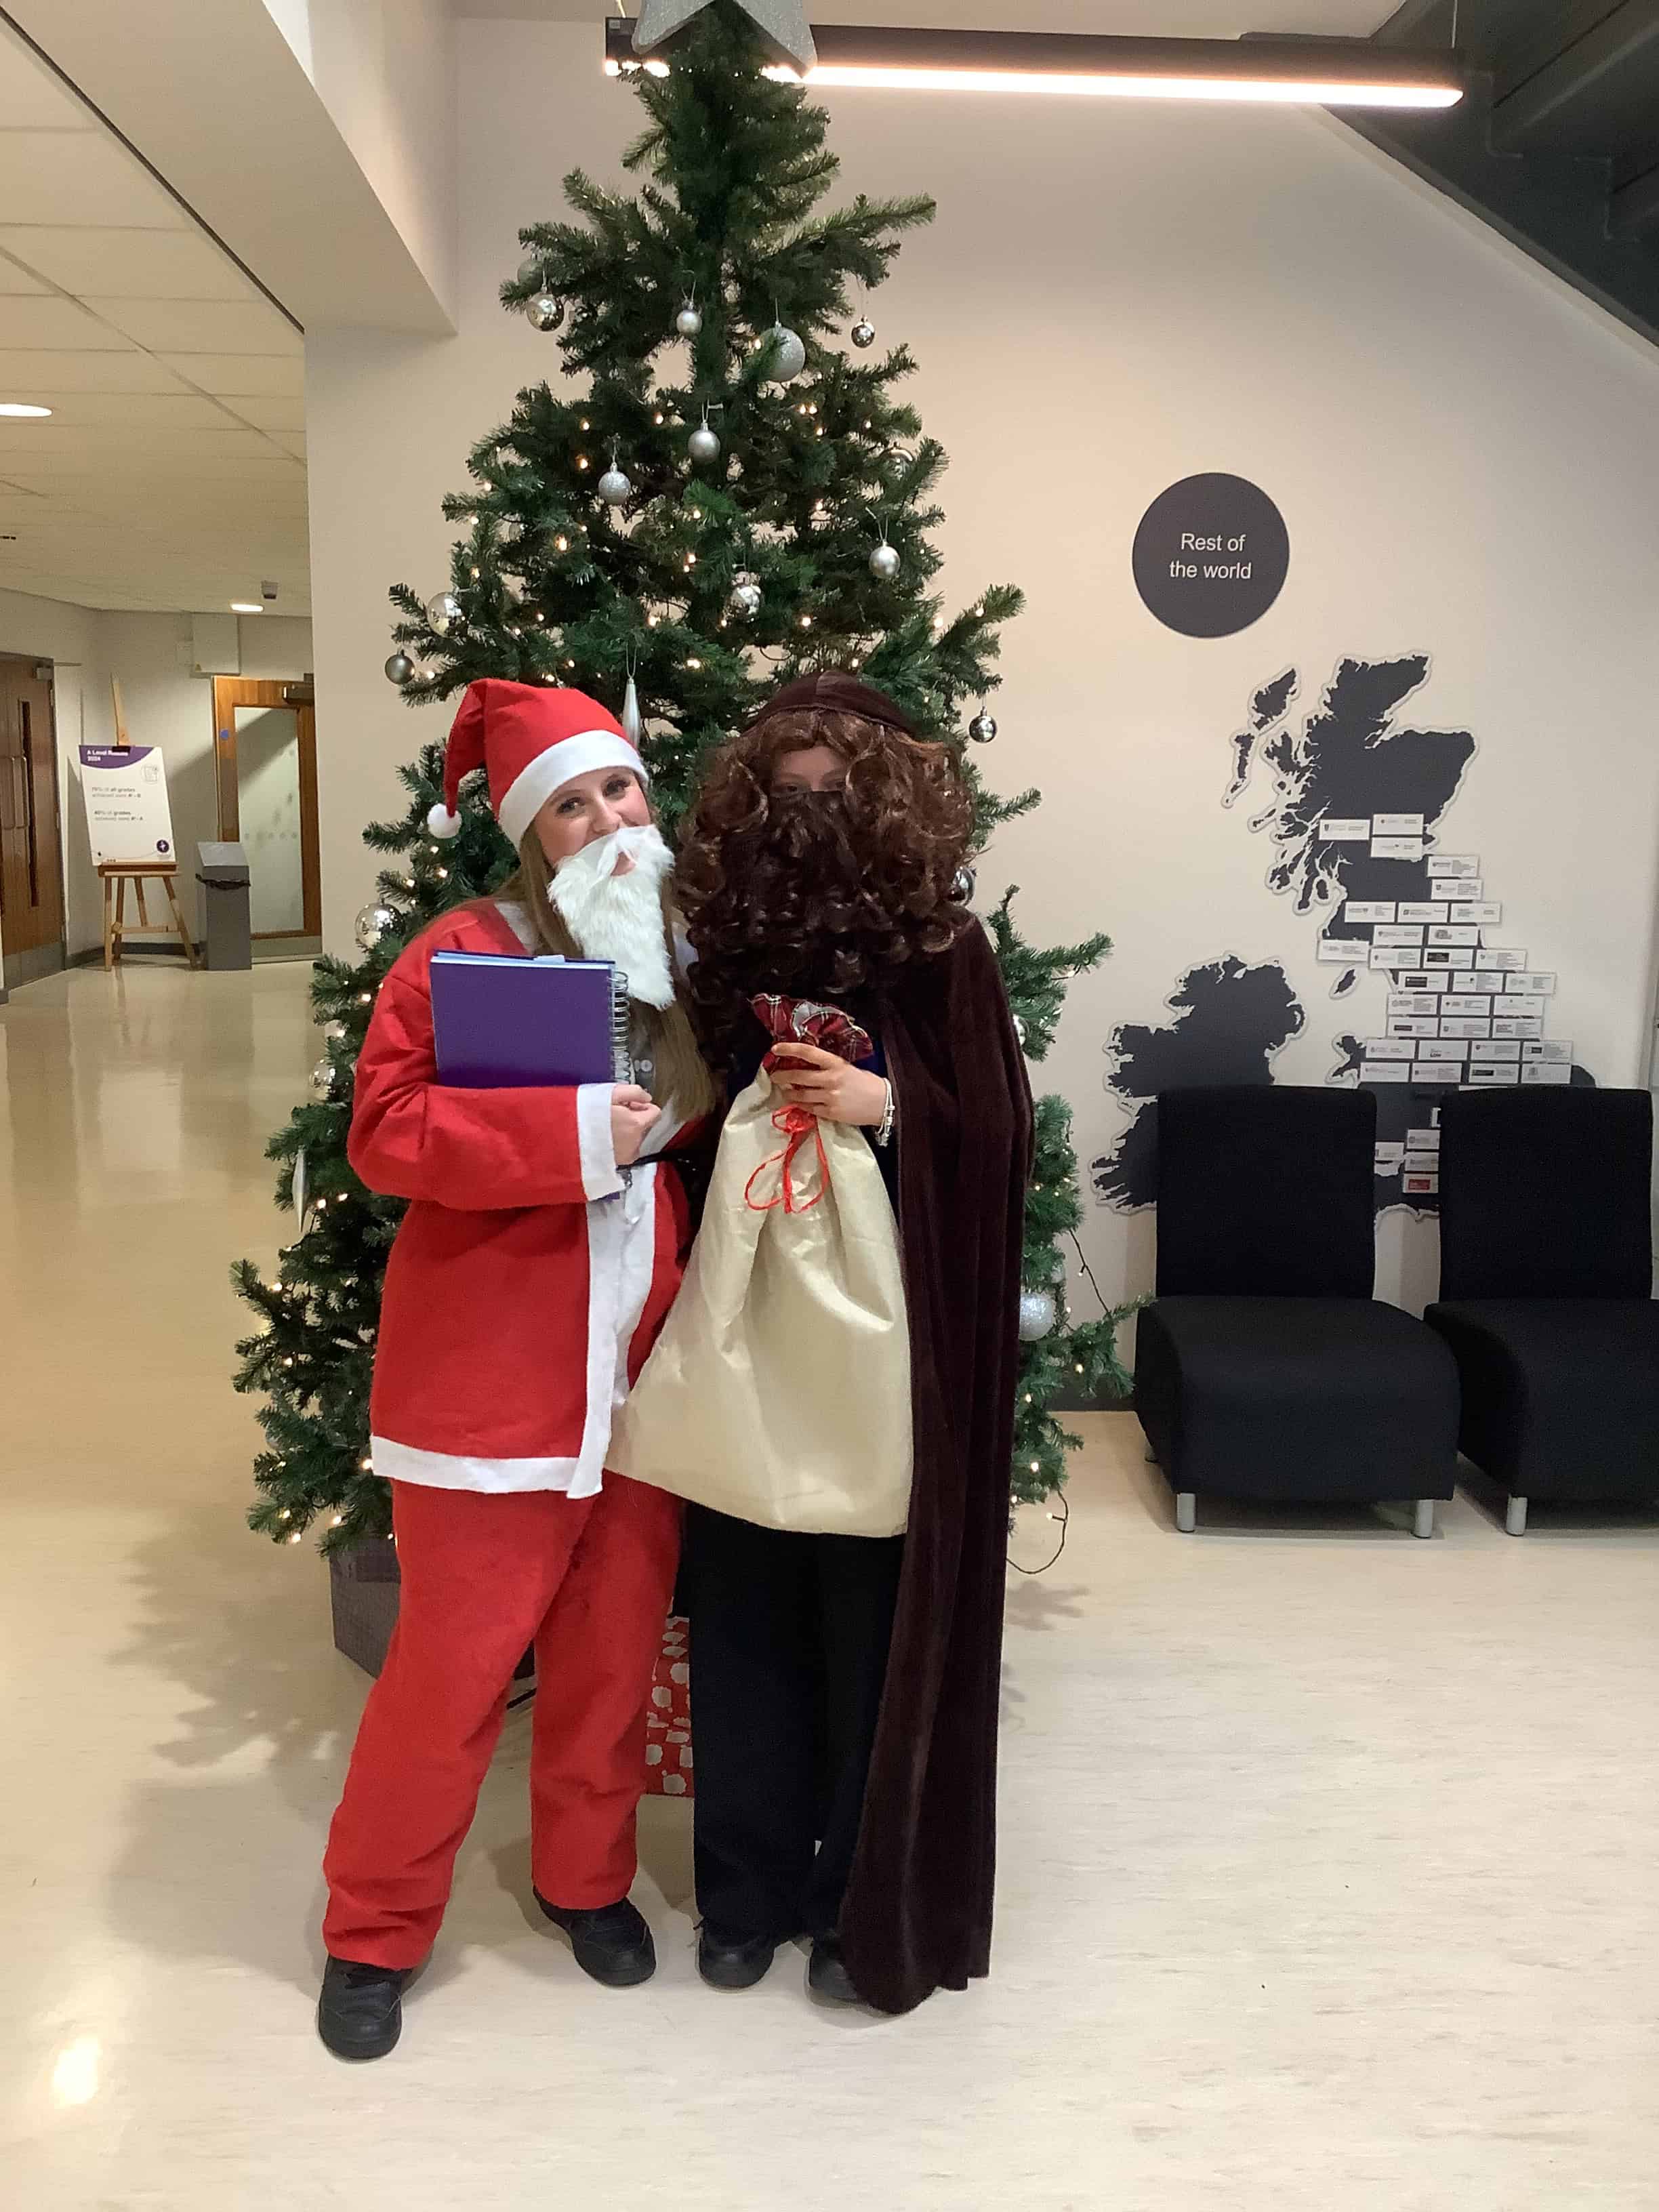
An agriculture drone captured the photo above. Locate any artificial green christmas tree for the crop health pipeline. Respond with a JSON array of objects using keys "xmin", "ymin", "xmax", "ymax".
[{"xmin": 233, "ymin": 1, "xmax": 1133, "ymax": 1551}]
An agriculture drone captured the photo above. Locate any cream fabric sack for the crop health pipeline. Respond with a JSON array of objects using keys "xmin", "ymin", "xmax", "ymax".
[{"xmin": 609, "ymin": 1063, "xmax": 912, "ymax": 1536}]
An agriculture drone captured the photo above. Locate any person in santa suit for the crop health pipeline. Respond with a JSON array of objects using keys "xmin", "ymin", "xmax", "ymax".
[{"xmin": 316, "ymin": 678, "xmax": 718, "ymax": 2062}]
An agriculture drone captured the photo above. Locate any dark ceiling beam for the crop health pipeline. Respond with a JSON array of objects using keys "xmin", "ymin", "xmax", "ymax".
[{"xmin": 1492, "ymin": 1, "xmax": 1659, "ymax": 150}]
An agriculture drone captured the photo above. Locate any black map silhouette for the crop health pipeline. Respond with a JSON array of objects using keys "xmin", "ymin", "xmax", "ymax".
[
  {"xmin": 1093, "ymin": 655, "xmax": 1593, "ymax": 1216},
  {"xmin": 1092, "ymin": 957, "xmax": 1304, "ymax": 1210}
]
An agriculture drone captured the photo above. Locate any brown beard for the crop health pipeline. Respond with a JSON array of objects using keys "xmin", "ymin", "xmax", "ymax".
[{"xmin": 683, "ymin": 790, "xmax": 966, "ymax": 1063}]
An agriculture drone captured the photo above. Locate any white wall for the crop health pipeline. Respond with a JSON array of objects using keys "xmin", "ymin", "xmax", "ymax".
[
  {"xmin": 0, "ymin": 593, "xmax": 312, "ymax": 958},
  {"xmin": 304, "ymin": 20, "xmax": 1659, "ymax": 1313}
]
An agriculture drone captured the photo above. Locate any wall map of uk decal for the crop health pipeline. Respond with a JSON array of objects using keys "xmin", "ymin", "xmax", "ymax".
[{"xmin": 1092, "ymin": 654, "xmax": 1595, "ymax": 1218}]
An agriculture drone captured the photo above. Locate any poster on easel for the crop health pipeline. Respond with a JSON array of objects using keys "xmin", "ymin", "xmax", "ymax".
[{"xmin": 78, "ymin": 680, "xmax": 176, "ymax": 865}]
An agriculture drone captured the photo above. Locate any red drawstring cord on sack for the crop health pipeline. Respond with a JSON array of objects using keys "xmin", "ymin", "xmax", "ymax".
[{"xmin": 744, "ymin": 1104, "xmax": 831, "ymax": 1215}]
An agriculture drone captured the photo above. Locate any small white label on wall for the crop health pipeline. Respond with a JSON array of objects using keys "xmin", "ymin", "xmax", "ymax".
[
  {"xmin": 1469, "ymin": 1063, "xmax": 1521, "ymax": 1086},
  {"xmin": 1397, "ymin": 903, "xmax": 1450, "ymax": 924},
  {"xmin": 1470, "ymin": 1039, "xmax": 1522, "ymax": 1062},
  {"xmin": 1523, "ymin": 1040, "xmax": 1572, "ymax": 1063},
  {"xmin": 1494, "ymin": 995, "xmax": 1549, "ymax": 1019},
  {"xmin": 1317, "ymin": 937, "xmax": 1359, "ymax": 962},
  {"xmin": 1450, "ymin": 903, "xmax": 1502, "ymax": 925},
  {"xmin": 1427, "ymin": 855, "xmax": 1479, "ymax": 877},
  {"xmin": 1418, "ymin": 1039, "xmax": 1468, "ymax": 1062},
  {"xmin": 1521, "ymin": 1061, "xmax": 1572, "ymax": 1086},
  {"xmin": 1428, "ymin": 926, "xmax": 1481, "ymax": 946},
  {"xmin": 1372, "ymin": 836, "xmax": 1426, "ymax": 861},
  {"xmin": 1364, "ymin": 1038, "xmax": 1417, "ymax": 1059},
  {"xmin": 1319, "ymin": 817, "xmax": 1372, "ymax": 841},
  {"xmin": 1389, "ymin": 1016, "xmax": 1442, "ymax": 1038},
  {"xmin": 1345, "ymin": 901, "xmax": 1397, "ymax": 923},
  {"xmin": 1442, "ymin": 995, "xmax": 1494, "ymax": 1018},
  {"xmin": 1439, "ymin": 1017, "xmax": 1492, "ymax": 1039},
  {"xmin": 1475, "ymin": 947, "xmax": 1526, "ymax": 969},
  {"xmin": 1373, "ymin": 813, "xmax": 1425, "ymax": 836},
  {"xmin": 1402, "ymin": 1169, "xmax": 1441, "ymax": 1194},
  {"xmin": 1492, "ymin": 1015, "xmax": 1544, "ymax": 1040},
  {"xmin": 1364, "ymin": 1060, "xmax": 1412, "ymax": 1083},
  {"xmin": 1374, "ymin": 924, "xmax": 1425, "ymax": 945}
]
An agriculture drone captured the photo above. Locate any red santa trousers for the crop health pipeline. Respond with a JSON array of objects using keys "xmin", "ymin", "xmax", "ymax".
[{"xmin": 323, "ymin": 1473, "xmax": 682, "ymax": 1969}]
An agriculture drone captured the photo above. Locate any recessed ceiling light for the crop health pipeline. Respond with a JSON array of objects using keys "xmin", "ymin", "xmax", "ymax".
[
  {"xmin": 0, "ymin": 402, "xmax": 52, "ymax": 419},
  {"xmin": 230, "ymin": 601, "xmax": 264, "ymax": 613}
]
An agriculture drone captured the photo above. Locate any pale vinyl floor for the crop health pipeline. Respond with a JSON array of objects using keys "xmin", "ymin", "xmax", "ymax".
[{"xmin": 1, "ymin": 961, "xmax": 1656, "ymax": 2212}]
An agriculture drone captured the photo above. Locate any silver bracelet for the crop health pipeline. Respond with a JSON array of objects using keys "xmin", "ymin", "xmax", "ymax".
[{"xmin": 874, "ymin": 1078, "xmax": 897, "ymax": 1149}]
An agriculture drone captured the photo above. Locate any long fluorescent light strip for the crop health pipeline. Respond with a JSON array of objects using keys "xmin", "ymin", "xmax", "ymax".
[
  {"xmin": 770, "ymin": 67, "xmax": 1460, "ymax": 106},
  {"xmin": 603, "ymin": 22, "xmax": 1464, "ymax": 111}
]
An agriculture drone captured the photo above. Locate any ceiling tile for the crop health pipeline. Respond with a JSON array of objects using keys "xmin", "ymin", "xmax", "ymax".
[
  {"xmin": 0, "ymin": 40, "xmax": 96, "ymax": 131},
  {"xmin": 0, "ymin": 293, "xmax": 133, "ymax": 347},
  {"xmin": 159, "ymin": 353, "xmax": 304, "ymax": 397},
  {"xmin": 0, "ymin": 226, "xmax": 255, "ymax": 300},
  {"xmin": 0, "ymin": 389, "xmax": 235, "ymax": 429},
  {"xmin": 0, "ymin": 131, "xmax": 184, "ymax": 228},
  {"xmin": 0, "ymin": 253, "xmax": 49, "ymax": 295},
  {"xmin": 218, "ymin": 396, "xmax": 305, "ymax": 434},
  {"xmin": 84, "ymin": 296, "xmax": 301, "ymax": 353},
  {"xmin": 0, "ymin": 348, "xmax": 190, "ymax": 394},
  {"xmin": 270, "ymin": 432, "xmax": 307, "ymax": 460}
]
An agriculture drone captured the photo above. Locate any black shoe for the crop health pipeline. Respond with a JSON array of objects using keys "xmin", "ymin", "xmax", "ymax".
[
  {"xmin": 697, "ymin": 1925, "xmax": 777, "ymax": 1991},
  {"xmin": 807, "ymin": 1934, "xmax": 861, "ymax": 2005},
  {"xmin": 536, "ymin": 1893, "xmax": 657, "ymax": 1987},
  {"xmin": 317, "ymin": 1956, "xmax": 415, "ymax": 2061}
]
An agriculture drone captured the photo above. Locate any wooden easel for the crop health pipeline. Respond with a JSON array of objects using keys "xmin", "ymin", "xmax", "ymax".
[
  {"xmin": 99, "ymin": 679, "xmax": 197, "ymax": 970},
  {"xmin": 99, "ymin": 861, "xmax": 197, "ymax": 970}
]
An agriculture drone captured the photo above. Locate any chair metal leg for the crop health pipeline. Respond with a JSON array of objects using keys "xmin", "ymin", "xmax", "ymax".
[
  {"xmin": 1412, "ymin": 1498, "xmax": 1435, "ymax": 1540},
  {"xmin": 1506, "ymin": 1494, "xmax": 1528, "ymax": 1537},
  {"xmin": 1174, "ymin": 1492, "xmax": 1196, "ymax": 1534}
]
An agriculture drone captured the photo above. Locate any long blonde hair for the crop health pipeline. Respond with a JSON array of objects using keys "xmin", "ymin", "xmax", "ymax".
[{"xmin": 496, "ymin": 833, "xmax": 719, "ymax": 1126}]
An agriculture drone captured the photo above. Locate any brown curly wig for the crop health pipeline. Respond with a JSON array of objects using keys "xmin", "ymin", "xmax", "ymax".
[{"xmin": 676, "ymin": 674, "xmax": 975, "ymax": 1061}]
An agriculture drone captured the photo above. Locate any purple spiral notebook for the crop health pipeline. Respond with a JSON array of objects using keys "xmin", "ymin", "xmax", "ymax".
[{"xmin": 430, "ymin": 951, "xmax": 629, "ymax": 1088}]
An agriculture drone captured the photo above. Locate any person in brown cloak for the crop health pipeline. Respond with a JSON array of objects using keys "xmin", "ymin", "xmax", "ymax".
[{"xmin": 672, "ymin": 671, "xmax": 1033, "ymax": 2014}]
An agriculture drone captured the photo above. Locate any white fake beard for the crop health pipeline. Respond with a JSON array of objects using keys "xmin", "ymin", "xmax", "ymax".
[{"xmin": 549, "ymin": 822, "xmax": 677, "ymax": 1010}]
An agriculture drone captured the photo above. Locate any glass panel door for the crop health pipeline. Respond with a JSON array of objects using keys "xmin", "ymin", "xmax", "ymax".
[{"xmin": 233, "ymin": 704, "xmax": 304, "ymax": 935}]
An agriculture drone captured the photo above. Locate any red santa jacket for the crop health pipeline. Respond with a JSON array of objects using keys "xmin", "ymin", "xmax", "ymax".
[{"xmin": 348, "ymin": 899, "xmax": 694, "ymax": 1495}]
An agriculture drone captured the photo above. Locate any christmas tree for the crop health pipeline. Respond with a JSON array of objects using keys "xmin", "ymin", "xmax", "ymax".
[{"xmin": 232, "ymin": 1, "xmax": 1134, "ymax": 1552}]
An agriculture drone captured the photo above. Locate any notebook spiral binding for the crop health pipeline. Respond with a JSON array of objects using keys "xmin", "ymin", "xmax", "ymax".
[{"xmin": 611, "ymin": 969, "xmax": 633, "ymax": 1082}]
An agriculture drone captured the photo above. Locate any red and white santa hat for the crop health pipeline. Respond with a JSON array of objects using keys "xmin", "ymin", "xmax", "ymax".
[{"xmin": 426, "ymin": 678, "xmax": 649, "ymax": 848}]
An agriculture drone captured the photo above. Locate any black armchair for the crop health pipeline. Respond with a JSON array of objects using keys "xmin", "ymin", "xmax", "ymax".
[
  {"xmin": 1425, "ymin": 1088, "xmax": 1659, "ymax": 1535},
  {"xmin": 1134, "ymin": 1086, "xmax": 1460, "ymax": 1534}
]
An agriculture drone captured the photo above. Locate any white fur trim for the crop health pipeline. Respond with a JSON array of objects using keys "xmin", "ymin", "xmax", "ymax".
[
  {"xmin": 577, "ymin": 1082, "xmax": 623, "ymax": 1202},
  {"xmin": 611, "ymin": 1166, "xmax": 660, "ymax": 1411},
  {"xmin": 427, "ymin": 802, "xmax": 462, "ymax": 840},
  {"xmin": 371, "ymin": 1435, "xmax": 587, "ymax": 1494},
  {"xmin": 497, "ymin": 731, "xmax": 649, "ymax": 851}
]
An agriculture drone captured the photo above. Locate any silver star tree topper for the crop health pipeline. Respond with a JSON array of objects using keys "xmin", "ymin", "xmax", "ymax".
[{"xmin": 632, "ymin": 0, "xmax": 817, "ymax": 75}]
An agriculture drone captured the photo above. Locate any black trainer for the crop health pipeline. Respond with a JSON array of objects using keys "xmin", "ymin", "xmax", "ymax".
[
  {"xmin": 697, "ymin": 1925, "xmax": 777, "ymax": 1991},
  {"xmin": 535, "ymin": 1893, "xmax": 657, "ymax": 1987},
  {"xmin": 806, "ymin": 1935, "xmax": 861, "ymax": 2005},
  {"xmin": 317, "ymin": 1956, "xmax": 415, "ymax": 2061}
]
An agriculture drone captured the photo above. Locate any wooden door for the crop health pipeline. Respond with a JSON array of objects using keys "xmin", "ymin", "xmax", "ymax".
[
  {"xmin": 211, "ymin": 676, "xmax": 320, "ymax": 941},
  {"xmin": 0, "ymin": 652, "xmax": 64, "ymax": 985}
]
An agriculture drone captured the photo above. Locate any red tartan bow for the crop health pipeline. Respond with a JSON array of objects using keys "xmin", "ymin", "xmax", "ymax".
[{"xmin": 743, "ymin": 1103, "xmax": 832, "ymax": 1215}]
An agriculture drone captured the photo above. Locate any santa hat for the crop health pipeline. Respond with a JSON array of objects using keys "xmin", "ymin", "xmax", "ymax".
[{"xmin": 426, "ymin": 678, "xmax": 648, "ymax": 848}]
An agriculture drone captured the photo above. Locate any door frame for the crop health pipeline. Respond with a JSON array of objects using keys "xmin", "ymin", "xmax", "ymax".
[
  {"xmin": 0, "ymin": 649, "xmax": 66, "ymax": 993},
  {"xmin": 211, "ymin": 676, "xmax": 321, "ymax": 941}
]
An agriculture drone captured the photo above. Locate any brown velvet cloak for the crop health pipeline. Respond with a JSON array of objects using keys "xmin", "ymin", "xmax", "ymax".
[{"xmin": 839, "ymin": 914, "xmax": 1034, "ymax": 2015}]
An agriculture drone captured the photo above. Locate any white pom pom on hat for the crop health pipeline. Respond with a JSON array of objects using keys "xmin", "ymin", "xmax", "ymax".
[{"xmin": 426, "ymin": 801, "xmax": 463, "ymax": 840}]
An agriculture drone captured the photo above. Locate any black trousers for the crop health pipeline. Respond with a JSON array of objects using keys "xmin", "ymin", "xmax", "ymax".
[{"xmin": 682, "ymin": 1504, "xmax": 905, "ymax": 1946}]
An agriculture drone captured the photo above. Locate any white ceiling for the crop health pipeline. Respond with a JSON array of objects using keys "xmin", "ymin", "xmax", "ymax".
[
  {"xmin": 451, "ymin": 2, "xmax": 1393, "ymax": 30},
  {"xmin": 0, "ymin": 23, "xmax": 308, "ymax": 616}
]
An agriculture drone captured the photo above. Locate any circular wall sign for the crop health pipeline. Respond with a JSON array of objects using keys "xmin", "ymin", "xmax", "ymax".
[{"xmin": 1132, "ymin": 473, "xmax": 1289, "ymax": 638}]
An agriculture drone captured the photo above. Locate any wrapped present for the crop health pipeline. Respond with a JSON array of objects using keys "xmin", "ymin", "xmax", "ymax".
[{"xmin": 643, "ymin": 1614, "xmax": 693, "ymax": 1797}]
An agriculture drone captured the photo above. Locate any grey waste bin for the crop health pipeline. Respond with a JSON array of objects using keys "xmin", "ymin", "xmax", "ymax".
[{"xmin": 197, "ymin": 842, "xmax": 252, "ymax": 970}]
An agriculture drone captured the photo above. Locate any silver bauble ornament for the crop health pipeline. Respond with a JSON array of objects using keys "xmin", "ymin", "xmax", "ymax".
[
  {"xmin": 729, "ymin": 573, "xmax": 762, "ymax": 618},
  {"xmin": 968, "ymin": 708, "xmax": 999, "ymax": 745},
  {"xmin": 324, "ymin": 1022, "xmax": 347, "ymax": 1043},
  {"xmin": 384, "ymin": 651, "xmax": 415, "ymax": 685},
  {"xmin": 765, "ymin": 322, "xmax": 806, "ymax": 382},
  {"xmin": 951, "ymin": 863, "xmax": 977, "ymax": 905},
  {"xmin": 527, "ymin": 292, "xmax": 564, "ymax": 333},
  {"xmin": 689, "ymin": 423, "xmax": 722, "ymax": 464},
  {"xmin": 354, "ymin": 903, "xmax": 396, "ymax": 951},
  {"xmin": 1014, "ymin": 1013, "xmax": 1028, "ymax": 1049},
  {"xmin": 597, "ymin": 464, "xmax": 632, "ymax": 507},
  {"xmin": 425, "ymin": 591, "xmax": 462, "ymax": 635},
  {"xmin": 1018, "ymin": 1289, "xmax": 1057, "ymax": 1342},
  {"xmin": 518, "ymin": 255, "xmax": 542, "ymax": 287},
  {"xmin": 309, "ymin": 1059, "xmax": 336, "ymax": 1100},
  {"xmin": 868, "ymin": 541, "xmax": 901, "ymax": 582},
  {"xmin": 676, "ymin": 304, "xmax": 703, "ymax": 338},
  {"xmin": 851, "ymin": 318, "xmax": 876, "ymax": 350}
]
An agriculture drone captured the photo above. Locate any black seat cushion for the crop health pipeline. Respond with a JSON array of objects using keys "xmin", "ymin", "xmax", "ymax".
[
  {"xmin": 1136, "ymin": 1296, "xmax": 1460, "ymax": 1506},
  {"xmin": 1425, "ymin": 1298, "xmax": 1659, "ymax": 1503}
]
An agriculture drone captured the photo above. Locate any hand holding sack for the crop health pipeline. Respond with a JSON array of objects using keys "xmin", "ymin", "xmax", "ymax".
[{"xmin": 608, "ymin": 997, "xmax": 912, "ymax": 1536}]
